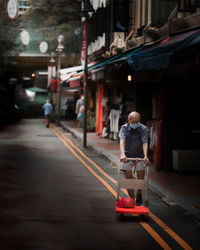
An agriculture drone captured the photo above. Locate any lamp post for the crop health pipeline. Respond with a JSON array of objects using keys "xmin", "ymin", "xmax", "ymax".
[
  {"xmin": 81, "ymin": 0, "xmax": 94, "ymax": 148},
  {"xmin": 56, "ymin": 35, "xmax": 64, "ymax": 126},
  {"xmin": 49, "ymin": 52, "xmax": 56, "ymax": 65}
]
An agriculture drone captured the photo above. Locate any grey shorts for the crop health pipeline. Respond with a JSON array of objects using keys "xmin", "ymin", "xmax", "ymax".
[{"xmin": 120, "ymin": 160, "xmax": 146, "ymax": 171}]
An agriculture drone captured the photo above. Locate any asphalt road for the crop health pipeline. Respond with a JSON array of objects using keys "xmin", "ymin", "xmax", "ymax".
[{"xmin": 0, "ymin": 119, "xmax": 199, "ymax": 250}]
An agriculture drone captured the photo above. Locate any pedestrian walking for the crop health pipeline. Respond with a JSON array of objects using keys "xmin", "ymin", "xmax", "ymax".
[
  {"xmin": 75, "ymin": 95, "xmax": 84, "ymax": 128},
  {"xmin": 42, "ymin": 100, "xmax": 53, "ymax": 127},
  {"xmin": 119, "ymin": 111, "xmax": 150, "ymax": 205},
  {"xmin": 75, "ymin": 95, "xmax": 84, "ymax": 119}
]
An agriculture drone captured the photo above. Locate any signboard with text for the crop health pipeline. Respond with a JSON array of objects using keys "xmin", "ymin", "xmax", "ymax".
[{"xmin": 81, "ymin": 21, "xmax": 88, "ymax": 64}]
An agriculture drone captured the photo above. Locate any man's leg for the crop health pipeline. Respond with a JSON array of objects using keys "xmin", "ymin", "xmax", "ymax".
[
  {"xmin": 44, "ymin": 116, "xmax": 47, "ymax": 127},
  {"xmin": 47, "ymin": 115, "xmax": 50, "ymax": 127},
  {"xmin": 125, "ymin": 170, "xmax": 134, "ymax": 199},
  {"xmin": 45, "ymin": 115, "xmax": 49, "ymax": 127},
  {"xmin": 136, "ymin": 170, "xmax": 145, "ymax": 205}
]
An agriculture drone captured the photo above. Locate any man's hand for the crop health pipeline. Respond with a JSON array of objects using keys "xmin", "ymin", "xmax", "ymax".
[
  {"xmin": 120, "ymin": 155, "xmax": 127, "ymax": 163},
  {"xmin": 143, "ymin": 156, "xmax": 150, "ymax": 165},
  {"xmin": 135, "ymin": 157, "xmax": 144, "ymax": 162}
]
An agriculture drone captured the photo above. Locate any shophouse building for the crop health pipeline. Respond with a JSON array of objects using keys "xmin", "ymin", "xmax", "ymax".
[{"xmin": 66, "ymin": 0, "xmax": 200, "ymax": 171}]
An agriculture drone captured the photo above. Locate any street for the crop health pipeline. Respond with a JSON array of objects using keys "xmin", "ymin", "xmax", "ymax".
[{"xmin": 0, "ymin": 119, "xmax": 199, "ymax": 250}]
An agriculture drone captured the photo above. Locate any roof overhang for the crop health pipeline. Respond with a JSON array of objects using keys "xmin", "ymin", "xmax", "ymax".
[{"xmin": 60, "ymin": 65, "xmax": 83, "ymax": 75}]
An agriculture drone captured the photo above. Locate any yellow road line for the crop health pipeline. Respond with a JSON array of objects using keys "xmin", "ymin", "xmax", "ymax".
[
  {"xmin": 51, "ymin": 124, "xmax": 118, "ymax": 185},
  {"xmin": 149, "ymin": 212, "xmax": 192, "ymax": 250},
  {"xmin": 51, "ymin": 127, "xmax": 118, "ymax": 197},
  {"xmin": 140, "ymin": 222, "xmax": 172, "ymax": 250},
  {"xmin": 52, "ymin": 124, "xmax": 193, "ymax": 250},
  {"xmin": 51, "ymin": 125, "xmax": 172, "ymax": 249}
]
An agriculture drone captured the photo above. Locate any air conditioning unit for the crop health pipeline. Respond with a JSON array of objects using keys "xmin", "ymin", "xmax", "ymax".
[{"xmin": 173, "ymin": 150, "xmax": 200, "ymax": 171}]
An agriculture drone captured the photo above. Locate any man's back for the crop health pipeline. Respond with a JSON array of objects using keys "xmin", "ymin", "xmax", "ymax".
[{"xmin": 43, "ymin": 103, "xmax": 52, "ymax": 115}]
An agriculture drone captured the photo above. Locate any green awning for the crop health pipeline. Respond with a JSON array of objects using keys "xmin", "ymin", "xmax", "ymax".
[
  {"xmin": 25, "ymin": 87, "xmax": 48, "ymax": 93},
  {"xmin": 33, "ymin": 93, "xmax": 50, "ymax": 104}
]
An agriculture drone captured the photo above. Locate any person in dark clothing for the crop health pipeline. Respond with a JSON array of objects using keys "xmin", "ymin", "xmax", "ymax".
[{"xmin": 119, "ymin": 111, "xmax": 150, "ymax": 205}]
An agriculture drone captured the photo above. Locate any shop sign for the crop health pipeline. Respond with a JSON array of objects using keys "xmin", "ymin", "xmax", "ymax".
[
  {"xmin": 70, "ymin": 80, "xmax": 80, "ymax": 88},
  {"xmin": 81, "ymin": 20, "xmax": 87, "ymax": 63}
]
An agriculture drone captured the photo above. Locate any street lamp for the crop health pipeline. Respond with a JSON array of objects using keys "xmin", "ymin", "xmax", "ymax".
[
  {"xmin": 56, "ymin": 35, "xmax": 64, "ymax": 126},
  {"xmin": 81, "ymin": 0, "xmax": 94, "ymax": 148}
]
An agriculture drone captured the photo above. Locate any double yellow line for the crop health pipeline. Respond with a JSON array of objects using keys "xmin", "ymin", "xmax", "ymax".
[{"xmin": 50, "ymin": 124, "xmax": 192, "ymax": 250}]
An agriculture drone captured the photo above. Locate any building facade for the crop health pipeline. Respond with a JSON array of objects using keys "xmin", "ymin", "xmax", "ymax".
[{"xmin": 81, "ymin": 0, "xmax": 200, "ymax": 171}]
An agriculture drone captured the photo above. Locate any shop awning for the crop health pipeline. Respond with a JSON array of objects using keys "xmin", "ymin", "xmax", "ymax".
[
  {"xmin": 88, "ymin": 45, "xmax": 144, "ymax": 72},
  {"xmin": 64, "ymin": 47, "xmax": 144, "ymax": 81},
  {"xmin": 25, "ymin": 87, "xmax": 48, "ymax": 93},
  {"xmin": 127, "ymin": 28, "xmax": 200, "ymax": 71},
  {"xmin": 59, "ymin": 65, "xmax": 83, "ymax": 83},
  {"xmin": 62, "ymin": 87, "xmax": 81, "ymax": 93},
  {"xmin": 60, "ymin": 72, "xmax": 77, "ymax": 82},
  {"xmin": 60, "ymin": 65, "xmax": 83, "ymax": 75},
  {"xmin": 67, "ymin": 28, "xmax": 200, "ymax": 80},
  {"xmin": 67, "ymin": 72, "xmax": 84, "ymax": 84}
]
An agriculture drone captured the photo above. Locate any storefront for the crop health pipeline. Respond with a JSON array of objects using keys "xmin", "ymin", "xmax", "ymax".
[
  {"xmin": 92, "ymin": 60, "xmax": 137, "ymax": 140},
  {"xmin": 127, "ymin": 28, "xmax": 200, "ymax": 171},
  {"xmin": 90, "ymin": 27, "xmax": 200, "ymax": 171},
  {"xmin": 59, "ymin": 28, "xmax": 200, "ymax": 171}
]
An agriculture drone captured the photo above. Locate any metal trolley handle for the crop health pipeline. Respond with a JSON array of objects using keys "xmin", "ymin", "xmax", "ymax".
[
  {"xmin": 117, "ymin": 157, "xmax": 149, "ymax": 206},
  {"xmin": 126, "ymin": 157, "xmax": 144, "ymax": 161}
]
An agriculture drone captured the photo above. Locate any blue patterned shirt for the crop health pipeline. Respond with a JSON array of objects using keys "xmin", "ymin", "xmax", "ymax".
[
  {"xmin": 43, "ymin": 103, "xmax": 52, "ymax": 116},
  {"xmin": 119, "ymin": 123, "xmax": 148, "ymax": 158}
]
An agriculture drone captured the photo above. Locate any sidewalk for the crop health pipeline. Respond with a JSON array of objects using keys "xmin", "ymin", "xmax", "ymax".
[{"xmin": 61, "ymin": 120, "xmax": 200, "ymax": 221}]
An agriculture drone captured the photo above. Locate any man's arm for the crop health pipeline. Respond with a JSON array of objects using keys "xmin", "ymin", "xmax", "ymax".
[
  {"xmin": 120, "ymin": 140, "xmax": 127, "ymax": 162},
  {"xmin": 143, "ymin": 142, "xmax": 150, "ymax": 165}
]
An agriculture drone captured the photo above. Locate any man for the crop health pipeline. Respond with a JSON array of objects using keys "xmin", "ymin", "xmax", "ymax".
[
  {"xmin": 75, "ymin": 94, "xmax": 84, "ymax": 119},
  {"xmin": 42, "ymin": 100, "xmax": 53, "ymax": 127},
  {"xmin": 119, "ymin": 111, "xmax": 149, "ymax": 205},
  {"xmin": 75, "ymin": 95, "xmax": 84, "ymax": 128}
]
